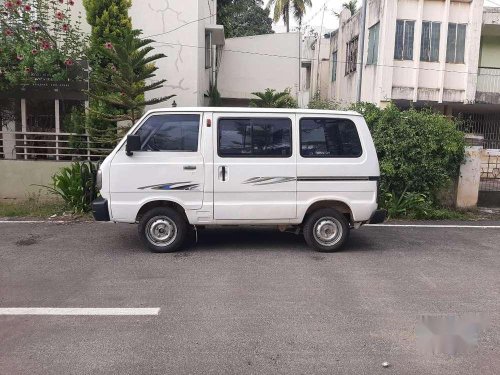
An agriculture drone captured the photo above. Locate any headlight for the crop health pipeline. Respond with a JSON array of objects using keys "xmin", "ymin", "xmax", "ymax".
[{"xmin": 96, "ymin": 169, "xmax": 102, "ymax": 191}]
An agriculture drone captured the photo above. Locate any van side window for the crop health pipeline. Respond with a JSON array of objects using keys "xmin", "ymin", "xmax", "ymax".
[
  {"xmin": 218, "ymin": 118, "xmax": 292, "ymax": 157},
  {"xmin": 300, "ymin": 118, "xmax": 362, "ymax": 157},
  {"xmin": 135, "ymin": 114, "xmax": 200, "ymax": 152}
]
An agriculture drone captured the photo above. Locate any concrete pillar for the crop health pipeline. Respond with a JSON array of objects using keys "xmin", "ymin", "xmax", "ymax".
[
  {"xmin": 54, "ymin": 99, "xmax": 60, "ymax": 161},
  {"xmin": 21, "ymin": 98, "xmax": 27, "ymax": 160},
  {"xmin": 456, "ymin": 135, "xmax": 484, "ymax": 208},
  {"xmin": 2, "ymin": 120, "xmax": 16, "ymax": 159}
]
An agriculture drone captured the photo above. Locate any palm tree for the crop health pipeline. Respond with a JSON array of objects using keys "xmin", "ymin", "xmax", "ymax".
[
  {"xmin": 250, "ymin": 88, "xmax": 297, "ymax": 108},
  {"xmin": 333, "ymin": 0, "xmax": 358, "ymax": 18},
  {"xmin": 266, "ymin": 0, "xmax": 312, "ymax": 32}
]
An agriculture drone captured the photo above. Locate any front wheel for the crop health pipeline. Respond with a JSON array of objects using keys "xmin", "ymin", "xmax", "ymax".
[
  {"xmin": 138, "ymin": 207, "xmax": 187, "ymax": 253},
  {"xmin": 303, "ymin": 208, "xmax": 350, "ymax": 252}
]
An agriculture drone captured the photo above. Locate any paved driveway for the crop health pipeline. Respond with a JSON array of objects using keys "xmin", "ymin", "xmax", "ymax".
[{"xmin": 0, "ymin": 222, "xmax": 499, "ymax": 374}]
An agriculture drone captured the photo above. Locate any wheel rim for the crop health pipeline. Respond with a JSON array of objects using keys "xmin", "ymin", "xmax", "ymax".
[
  {"xmin": 145, "ymin": 216, "xmax": 177, "ymax": 246},
  {"xmin": 313, "ymin": 217, "xmax": 343, "ymax": 246}
]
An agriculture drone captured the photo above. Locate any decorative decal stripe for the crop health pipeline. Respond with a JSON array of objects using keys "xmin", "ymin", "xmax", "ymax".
[
  {"xmin": 297, "ymin": 176, "xmax": 379, "ymax": 182},
  {"xmin": 138, "ymin": 182, "xmax": 200, "ymax": 191},
  {"xmin": 243, "ymin": 176, "xmax": 379, "ymax": 185},
  {"xmin": 243, "ymin": 177, "xmax": 296, "ymax": 185}
]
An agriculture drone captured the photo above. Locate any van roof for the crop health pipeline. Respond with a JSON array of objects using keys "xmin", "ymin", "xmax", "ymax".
[{"xmin": 145, "ymin": 107, "xmax": 362, "ymax": 116}]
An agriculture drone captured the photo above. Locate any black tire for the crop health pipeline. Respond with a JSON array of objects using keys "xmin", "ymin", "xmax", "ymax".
[
  {"xmin": 138, "ymin": 207, "xmax": 188, "ymax": 253},
  {"xmin": 303, "ymin": 208, "xmax": 350, "ymax": 252}
]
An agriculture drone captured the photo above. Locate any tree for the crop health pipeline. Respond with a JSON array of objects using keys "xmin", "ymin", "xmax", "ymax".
[
  {"xmin": 266, "ymin": 0, "xmax": 312, "ymax": 32},
  {"xmin": 333, "ymin": 0, "xmax": 358, "ymax": 18},
  {"xmin": 250, "ymin": 88, "xmax": 297, "ymax": 108},
  {"xmin": 90, "ymin": 29, "xmax": 174, "ymax": 127},
  {"xmin": 83, "ymin": 0, "xmax": 133, "ymax": 147},
  {"xmin": 218, "ymin": 0, "xmax": 274, "ymax": 38},
  {"xmin": 0, "ymin": 0, "xmax": 87, "ymax": 91},
  {"xmin": 83, "ymin": 0, "xmax": 132, "ymax": 73}
]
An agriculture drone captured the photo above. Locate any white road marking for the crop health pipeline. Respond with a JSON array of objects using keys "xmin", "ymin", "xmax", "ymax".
[
  {"xmin": 367, "ymin": 224, "xmax": 500, "ymax": 228},
  {"xmin": 0, "ymin": 221, "xmax": 69, "ymax": 224},
  {"xmin": 0, "ymin": 308, "xmax": 160, "ymax": 316}
]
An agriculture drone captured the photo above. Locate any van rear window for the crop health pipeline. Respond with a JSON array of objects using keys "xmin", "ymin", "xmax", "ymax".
[
  {"xmin": 218, "ymin": 118, "xmax": 292, "ymax": 157},
  {"xmin": 300, "ymin": 118, "xmax": 362, "ymax": 158}
]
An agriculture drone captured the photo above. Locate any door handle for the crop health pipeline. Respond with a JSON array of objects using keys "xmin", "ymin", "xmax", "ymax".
[
  {"xmin": 183, "ymin": 165, "xmax": 196, "ymax": 170},
  {"xmin": 219, "ymin": 166, "xmax": 227, "ymax": 181}
]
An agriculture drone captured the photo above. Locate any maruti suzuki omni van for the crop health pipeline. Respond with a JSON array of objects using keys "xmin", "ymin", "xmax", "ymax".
[{"xmin": 92, "ymin": 107, "xmax": 386, "ymax": 252}]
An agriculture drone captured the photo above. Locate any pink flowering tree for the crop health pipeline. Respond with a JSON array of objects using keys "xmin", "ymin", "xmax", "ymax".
[{"xmin": 0, "ymin": 0, "xmax": 87, "ymax": 91}]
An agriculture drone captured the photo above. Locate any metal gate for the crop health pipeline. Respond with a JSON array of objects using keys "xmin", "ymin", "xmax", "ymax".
[{"xmin": 478, "ymin": 152, "xmax": 500, "ymax": 207}]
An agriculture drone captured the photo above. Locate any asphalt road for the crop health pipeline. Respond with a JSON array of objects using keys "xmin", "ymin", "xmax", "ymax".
[{"xmin": 0, "ymin": 221, "xmax": 499, "ymax": 375}]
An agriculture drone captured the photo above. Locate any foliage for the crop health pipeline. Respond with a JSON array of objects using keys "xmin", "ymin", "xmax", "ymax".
[
  {"xmin": 266, "ymin": 0, "xmax": 312, "ymax": 32},
  {"xmin": 62, "ymin": 107, "xmax": 87, "ymax": 151},
  {"xmin": 383, "ymin": 190, "xmax": 469, "ymax": 220},
  {"xmin": 89, "ymin": 29, "xmax": 174, "ymax": 126},
  {"xmin": 372, "ymin": 104, "xmax": 465, "ymax": 198},
  {"xmin": 83, "ymin": 0, "xmax": 132, "ymax": 147},
  {"xmin": 42, "ymin": 161, "xmax": 99, "ymax": 213},
  {"xmin": 250, "ymin": 88, "xmax": 297, "ymax": 108},
  {"xmin": 333, "ymin": 0, "xmax": 358, "ymax": 17},
  {"xmin": 218, "ymin": 0, "xmax": 274, "ymax": 38},
  {"xmin": 348, "ymin": 103, "xmax": 465, "ymax": 218},
  {"xmin": 205, "ymin": 82, "xmax": 222, "ymax": 107},
  {"xmin": 0, "ymin": 0, "xmax": 87, "ymax": 91},
  {"xmin": 308, "ymin": 91, "xmax": 340, "ymax": 110}
]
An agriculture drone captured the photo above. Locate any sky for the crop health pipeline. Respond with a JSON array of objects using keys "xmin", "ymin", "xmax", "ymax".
[{"xmin": 267, "ymin": 0, "xmax": 500, "ymax": 34}]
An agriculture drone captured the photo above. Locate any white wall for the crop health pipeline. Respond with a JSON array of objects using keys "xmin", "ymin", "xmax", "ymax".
[
  {"xmin": 131, "ymin": 0, "xmax": 216, "ymax": 108},
  {"xmin": 217, "ymin": 33, "xmax": 301, "ymax": 101}
]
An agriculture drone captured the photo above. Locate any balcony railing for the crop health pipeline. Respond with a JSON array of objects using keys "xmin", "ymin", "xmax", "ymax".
[
  {"xmin": 0, "ymin": 131, "xmax": 112, "ymax": 161},
  {"xmin": 476, "ymin": 67, "xmax": 500, "ymax": 94}
]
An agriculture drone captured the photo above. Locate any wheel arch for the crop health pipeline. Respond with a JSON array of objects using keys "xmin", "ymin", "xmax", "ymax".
[
  {"xmin": 135, "ymin": 200, "xmax": 188, "ymax": 223},
  {"xmin": 301, "ymin": 200, "xmax": 353, "ymax": 225}
]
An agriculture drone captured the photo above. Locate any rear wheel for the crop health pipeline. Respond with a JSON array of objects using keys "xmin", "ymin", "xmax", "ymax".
[
  {"xmin": 138, "ymin": 207, "xmax": 187, "ymax": 253},
  {"xmin": 303, "ymin": 208, "xmax": 350, "ymax": 252}
]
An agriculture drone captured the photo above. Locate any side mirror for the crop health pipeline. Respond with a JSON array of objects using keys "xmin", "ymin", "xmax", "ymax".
[{"xmin": 126, "ymin": 134, "xmax": 141, "ymax": 156}]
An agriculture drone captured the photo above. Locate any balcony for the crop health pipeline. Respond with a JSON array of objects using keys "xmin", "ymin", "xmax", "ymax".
[{"xmin": 476, "ymin": 67, "xmax": 500, "ymax": 105}]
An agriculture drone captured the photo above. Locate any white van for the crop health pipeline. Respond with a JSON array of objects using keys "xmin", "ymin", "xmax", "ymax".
[{"xmin": 92, "ymin": 108, "xmax": 386, "ymax": 253}]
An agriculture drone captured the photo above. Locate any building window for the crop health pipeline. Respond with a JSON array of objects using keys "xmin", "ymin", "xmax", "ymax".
[
  {"xmin": 300, "ymin": 118, "xmax": 362, "ymax": 158},
  {"xmin": 332, "ymin": 51, "xmax": 337, "ymax": 81},
  {"xmin": 394, "ymin": 20, "xmax": 415, "ymax": 60},
  {"xmin": 420, "ymin": 21, "xmax": 441, "ymax": 62},
  {"xmin": 345, "ymin": 37, "xmax": 358, "ymax": 75},
  {"xmin": 205, "ymin": 32, "xmax": 212, "ymax": 69},
  {"xmin": 218, "ymin": 118, "xmax": 292, "ymax": 157},
  {"xmin": 136, "ymin": 114, "xmax": 201, "ymax": 152},
  {"xmin": 446, "ymin": 23, "xmax": 466, "ymax": 64},
  {"xmin": 367, "ymin": 23, "xmax": 380, "ymax": 65}
]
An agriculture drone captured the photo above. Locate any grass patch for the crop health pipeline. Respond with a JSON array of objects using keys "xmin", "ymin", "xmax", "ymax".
[{"xmin": 0, "ymin": 197, "xmax": 66, "ymax": 218}]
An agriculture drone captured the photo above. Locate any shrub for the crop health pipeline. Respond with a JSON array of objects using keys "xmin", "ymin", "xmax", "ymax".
[
  {"xmin": 370, "ymin": 104, "xmax": 465, "ymax": 200},
  {"xmin": 308, "ymin": 92, "xmax": 340, "ymax": 110},
  {"xmin": 250, "ymin": 88, "xmax": 297, "ymax": 108},
  {"xmin": 43, "ymin": 162, "xmax": 99, "ymax": 213}
]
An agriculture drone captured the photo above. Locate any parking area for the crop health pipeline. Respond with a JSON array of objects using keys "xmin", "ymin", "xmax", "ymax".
[{"xmin": 0, "ymin": 221, "xmax": 499, "ymax": 374}]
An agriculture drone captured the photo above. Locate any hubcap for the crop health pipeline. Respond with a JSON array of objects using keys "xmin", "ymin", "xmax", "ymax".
[
  {"xmin": 313, "ymin": 217, "xmax": 342, "ymax": 246},
  {"xmin": 146, "ymin": 216, "xmax": 177, "ymax": 246}
]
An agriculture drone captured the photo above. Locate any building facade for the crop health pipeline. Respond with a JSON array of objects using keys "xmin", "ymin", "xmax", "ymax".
[
  {"xmin": 322, "ymin": 0, "xmax": 500, "ymax": 149},
  {"xmin": 0, "ymin": 0, "xmax": 224, "ymax": 161}
]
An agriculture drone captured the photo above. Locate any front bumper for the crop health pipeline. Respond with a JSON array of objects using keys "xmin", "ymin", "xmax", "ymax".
[
  {"xmin": 369, "ymin": 209, "xmax": 387, "ymax": 224},
  {"xmin": 91, "ymin": 197, "xmax": 110, "ymax": 222}
]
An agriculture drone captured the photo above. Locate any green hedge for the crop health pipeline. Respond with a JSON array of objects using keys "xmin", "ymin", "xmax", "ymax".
[{"xmin": 351, "ymin": 103, "xmax": 465, "ymax": 218}]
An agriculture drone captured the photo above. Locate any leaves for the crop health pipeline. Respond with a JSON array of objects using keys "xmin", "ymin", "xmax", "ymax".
[
  {"xmin": 88, "ymin": 29, "xmax": 174, "ymax": 125},
  {"xmin": 218, "ymin": 0, "xmax": 274, "ymax": 38},
  {"xmin": 40, "ymin": 162, "xmax": 99, "ymax": 213},
  {"xmin": 250, "ymin": 88, "xmax": 298, "ymax": 108},
  {"xmin": 0, "ymin": 0, "xmax": 87, "ymax": 91}
]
